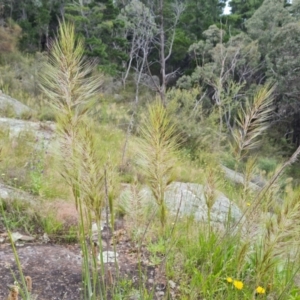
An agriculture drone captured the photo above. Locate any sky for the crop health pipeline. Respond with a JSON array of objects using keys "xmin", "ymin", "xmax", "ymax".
[{"xmin": 223, "ymin": 0, "xmax": 231, "ymax": 15}]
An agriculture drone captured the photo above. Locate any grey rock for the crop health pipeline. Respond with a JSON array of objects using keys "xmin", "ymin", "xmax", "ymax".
[
  {"xmin": 102, "ymin": 78, "xmax": 122, "ymax": 94},
  {"xmin": 221, "ymin": 165, "xmax": 262, "ymax": 191},
  {"xmin": 168, "ymin": 280, "xmax": 176, "ymax": 289},
  {"xmin": 0, "ymin": 117, "xmax": 56, "ymax": 151},
  {"xmin": 100, "ymin": 251, "xmax": 119, "ymax": 263},
  {"xmin": 0, "ymin": 93, "xmax": 33, "ymax": 117},
  {"xmin": 155, "ymin": 291, "xmax": 165, "ymax": 298},
  {"xmin": 139, "ymin": 74, "xmax": 160, "ymax": 91},
  {"xmin": 10, "ymin": 232, "xmax": 23, "ymax": 243},
  {"xmin": 10, "ymin": 232, "xmax": 35, "ymax": 242},
  {"xmin": 113, "ymin": 94, "xmax": 124, "ymax": 101},
  {"xmin": 0, "ymin": 182, "xmax": 36, "ymax": 205},
  {"xmin": 0, "ymin": 117, "xmax": 55, "ymax": 141},
  {"xmin": 0, "ymin": 189, "xmax": 9, "ymax": 199},
  {"xmin": 120, "ymin": 182, "xmax": 243, "ymax": 225},
  {"xmin": 165, "ymin": 182, "xmax": 242, "ymax": 224}
]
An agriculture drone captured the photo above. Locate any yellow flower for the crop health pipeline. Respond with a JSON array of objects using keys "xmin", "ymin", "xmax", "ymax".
[
  {"xmin": 233, "ymin": 280, "xmax": 243, "ymax": 290},
  {"xmin": 247, "ymin": 202, "xmax": 251, "ymax": 206},
  {"xmin": 256, "ymin": 286, "xmax": 265, "ymax": 294},
  {"xmin": 226, "ymin": 277, "xmax": 233, "ymax": 283}
]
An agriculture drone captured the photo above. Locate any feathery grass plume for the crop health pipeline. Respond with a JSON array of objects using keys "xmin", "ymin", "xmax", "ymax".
[
  {"xmin": 39, "ymin": 20, "xmax": 113, "ymax": 300},
  {"xmin": 203, "ymin": 168, "xmax": 218, "ymax": 233},
  {"xmin": 250, "ymin": 188, "xmax": 300, "ymax": 288},
  {"xmin": 6, "ymin": 285, "xmax": 19, "ymax": 300},
  {"xmin": 39, "ymin": 20, "xmax": 102, "ymax": 211},
  {"xmin": 244, "ymin": 162, "xmax": 300, "ymax": 294},
  {"xmin": 39, "ymin": 21, "xmax": 101, "ymax": 118},
  {"xmin": 118, "ymin": 181, "xmax": 159, "ymax": 243},
  {"xmin": 246, "ymin": 144, "xmax": 300, "ymax": 224},
  {"xmin": 231, "ymin": 83, "xmax": 275, "ymax": 160},
  {"xmin": 78, "ymin": 126, "xmax": 106, "ymax": 221},
  {"xmin": 259, "ymin": 145, "xmax": 300, "ymax": 203},
  {"xmin": 240, "ymin": 156, "xmax": 258, "ymax": 204},
  {"xmin": 137, "ymin": 99, "xmax": 179, "ymax": 231},
  {"xmin": 76, "ymin": 124, "xmax": 118, "ymax": 223}
]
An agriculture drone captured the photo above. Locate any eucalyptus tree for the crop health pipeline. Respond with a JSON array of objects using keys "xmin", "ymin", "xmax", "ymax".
[
  {"xmin": 177, "ymin": 25, "xmax": 261, "ymax": 135},
  {"xmin": 178, "ymin": 25, "xmax": 260, "ymax": 91},
  {"xmin": 265, "ymin": 21, "xmax": 300, "ymax": 144},
  {"xmin": 245, "ymin": 0, "xmax": 292, "ymax": 55},
  {"xmin": 117, "ymin": 0, "xmax": 158, "ymax": 163},
  {"xmin": 243, "ymin": 0, "xmax": 300, "ymax": 145},
  {"xmin": 139, "ymin": 0, "xmax": 185, "ymax": 105},
  {"xmin": 117, "ymin": 0, "xmax": 158, "ymax": 87}
]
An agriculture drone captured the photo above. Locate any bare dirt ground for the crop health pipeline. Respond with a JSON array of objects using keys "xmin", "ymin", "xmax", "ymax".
[
  {"xmin": 0, "ymin": 202, "xmax": 171, "ymax": 299},
  {"xmin": 0, "ymin": 243, "xmax": 82, "ymax": 299}
]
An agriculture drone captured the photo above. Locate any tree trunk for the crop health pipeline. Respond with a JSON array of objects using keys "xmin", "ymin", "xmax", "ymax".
[{"xmin": 159, "ymin": 0, "xmax": 166, "ymax": 106}]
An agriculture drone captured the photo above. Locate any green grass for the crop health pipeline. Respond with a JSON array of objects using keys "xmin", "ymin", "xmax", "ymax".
[{"xmin": 0, "ymin": 198, "xmax": 66, "ymax": 237}]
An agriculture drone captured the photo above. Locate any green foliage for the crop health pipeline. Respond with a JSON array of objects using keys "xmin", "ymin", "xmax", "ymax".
[
  {"xmin": 28, "ymin": 152, "xmax": 44, "ymax": 196},
  {"xmin": 227, "ymin": 0, "xmax": 264, "ymax": 31},
  {"xmin": 289, "ymin": 0, "xmax": 300, "ymax": 19},
  {"xmin": 257, "ymin": 157, "xmax": 277, "ymax": 174},
  {"xmin": 0, "ymin": 103, "xmax": 17, "ymax": 118},
  {"xmin": 168, "ymin": 222, "xmax": 247, "ymax": 298},
  {"xmin": 181, "ymin": 29, "xmax": 260, "ymax": 91},
  {"xmin": 266, "ymin": 22, "xmax": 300, "ymax": 103},
  {"xmin": 0, "ymin": 52, "xmax": 47, "ymax": 103},
  {"xmin": 65, "ymin": 0, "xmax": 127, "ymax": 74},
  {"xmin": 0, "ymin": 128, "xmax": 58, "ymax": 197},
  {"xmin": 245, "ymin": 0, "xmax": 292, "ymax": 54},
  {"xmin": 166, "ymin": 87, "xmax": 217, "ymax": 156},
  {"xmin": 0, "ymin": 198, "xmax": 64, "ymax": 235},
  {"xmin": 10, "ymin": 0, "xmax": 59, "ymax": 52},
  {"xmin": 180, "ymin": 0, "xmax": 226, "ymax": 40},
  {"xmin": 0, "ymin": 20, "xmax": 22, "ymax": 55}
]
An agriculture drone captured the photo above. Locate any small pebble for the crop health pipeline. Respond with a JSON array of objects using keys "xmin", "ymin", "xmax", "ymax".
[
  {"xmin": 168, "ymin": 280, "xmax": 176, "ymax": 289},
  {"xmin": 156, "ymin": 291, "xmax": 165, "ymax": 297}
]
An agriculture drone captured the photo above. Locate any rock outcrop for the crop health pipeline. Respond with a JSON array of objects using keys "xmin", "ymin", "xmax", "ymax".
[
  {"xmin": 120, "ymin": 182, "xmax": 243, "ymax": 225},
  {"xmin": 221, "ymin": 165, "xmax": 266, "ymax": 191},
  {"xmin": 0, "ymin": 92, "xmax": 33, "ymax": 117},
  {"xmin": 0, "ymin": 181, "xmax": 36, "ymax": 205},
  {"xmin": 0, "ymin": 117, "xmax": 56, "ymax": 150}
]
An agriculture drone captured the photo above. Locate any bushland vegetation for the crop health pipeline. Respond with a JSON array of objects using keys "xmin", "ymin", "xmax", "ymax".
[{"xmin": 1, "ymin": 1, "xmax": 300, "ymax": 299}]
